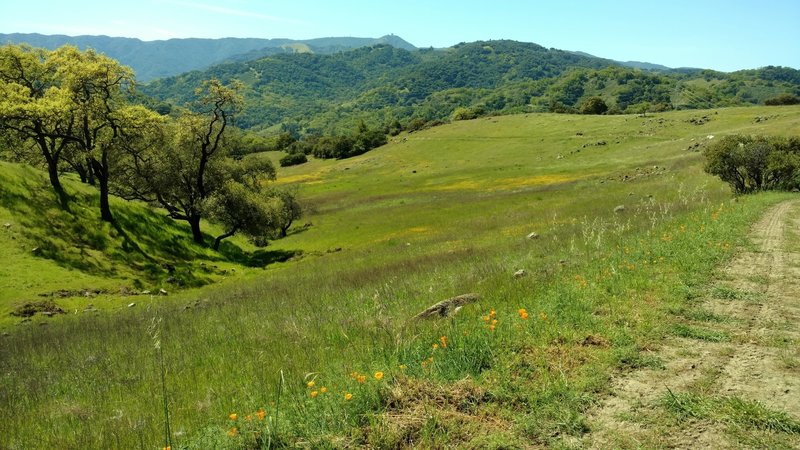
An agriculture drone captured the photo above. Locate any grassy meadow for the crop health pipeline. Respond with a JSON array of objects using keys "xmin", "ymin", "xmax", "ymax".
[{"xmin": 1, "ymin": 105, "xmax": 800, "ymax": 448}]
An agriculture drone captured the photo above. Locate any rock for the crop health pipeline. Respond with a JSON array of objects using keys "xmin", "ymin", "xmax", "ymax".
[
  {"xmin": 514, "ymin": 269, "xmax": 527, "ymax": 278},
  {"xmin": 614, "ymin": 205, "xmax": 626, "ymax": 213},
  {"xmin": 40, "ymin": 311, "xmax": 55, "ymax": 317},
  {"xmin": 127, "ymin": 302, "xmax": 136, "ymax": 308},
  {"xmin": 526, "ymin": 232, "xmax": 540, "ymax": 240},
  {"xmin": 158, "ymin": 288, "xmax": 168, "ymax": 296},
  {"xmin": 415, "ymin": 293, "xmax": 481, "ymax": 319},
  {"xmin": 3, "ymin": 223, "xmax": 10, "ymax": 228},
  {"xmin": 141, "ymin": 290, "xmax": 151, "ymax": 295},
  {"xmin": 31, "ymin": 247, "xmax": 41, "ymax": 254}
]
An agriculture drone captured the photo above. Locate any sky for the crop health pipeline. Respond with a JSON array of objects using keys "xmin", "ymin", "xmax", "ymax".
[{"xmin": 1, "ymin": 0, "xmax": 798, "ymax": 72}]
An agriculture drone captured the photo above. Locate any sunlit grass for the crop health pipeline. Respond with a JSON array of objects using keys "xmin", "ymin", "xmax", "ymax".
[{"xmin": 1, "ymin": 105, "xmax": 799, "ymax": 448}]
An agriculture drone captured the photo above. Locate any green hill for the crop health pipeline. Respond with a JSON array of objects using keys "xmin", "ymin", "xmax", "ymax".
[
  {"xmin": 2, "ymin": 105, "xmax": 799, "ymax": 448},
  {"xmin": 141, "ymin": 40, "xmax": 800, "ymax": 135}
]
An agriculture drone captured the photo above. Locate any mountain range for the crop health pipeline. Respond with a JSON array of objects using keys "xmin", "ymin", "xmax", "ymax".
[{"xmin": 0, "ymin": 32, "xmax": 417, "ymax": 81}]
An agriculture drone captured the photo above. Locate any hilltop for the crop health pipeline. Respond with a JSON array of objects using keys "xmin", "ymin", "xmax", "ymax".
[
  {"xmin": 0, "ymin": 32, "xmax": 417, "ymax": 81},
  {"xmin": 141, "ymin": 40, "xmax": 800, "ymax": 134}
]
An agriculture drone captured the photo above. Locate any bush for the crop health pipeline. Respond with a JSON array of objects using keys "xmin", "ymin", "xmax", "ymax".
[
  {"xmin": 765, "ymin": 93, "xmax": 800, "ymax": 106},
  {"xmin": 703, "ymin": 134, "xmax": 800, "ymax": 194},
  {"xmin": 579, "ymin": 97, "xmax": 608, "ymax": 115},
  {"xmin": 279, "ymin": 152, "xmax": 308, "ymax": 167}
]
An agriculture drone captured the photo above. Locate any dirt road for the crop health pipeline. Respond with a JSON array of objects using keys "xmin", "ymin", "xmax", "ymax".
[{"xmin": 581, "ymin": 200, "xmax": 800, "ymax": 449}]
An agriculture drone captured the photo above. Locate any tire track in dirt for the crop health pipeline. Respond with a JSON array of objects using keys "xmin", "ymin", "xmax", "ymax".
[{"xmin": 580, "ymin": 199, "xmax": 800, "ymax": 449}]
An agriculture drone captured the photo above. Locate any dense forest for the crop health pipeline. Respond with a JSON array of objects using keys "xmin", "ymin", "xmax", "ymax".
[{"xmin": 142, "ymin": 40, "xmax": 800, "ymax": 137}]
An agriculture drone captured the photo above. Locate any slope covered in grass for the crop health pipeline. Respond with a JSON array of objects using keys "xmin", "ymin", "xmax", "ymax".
[
  {"xmin": 0, "ymin": 162, "xmax": 293, "ymax": 326},
  {"xmin": 1, "ymin": 106, "xmax": 799, "ymax": 448}
]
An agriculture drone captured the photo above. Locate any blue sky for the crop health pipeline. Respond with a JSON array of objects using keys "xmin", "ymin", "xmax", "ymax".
[{"xmin": 1, "ymin": 0, "xmax": 798, "ymax": 72}]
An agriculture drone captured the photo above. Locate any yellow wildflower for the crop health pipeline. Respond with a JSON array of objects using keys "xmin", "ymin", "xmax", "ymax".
[
  {"xmin": 310, "ymin": 390, "xmax": 319, "ymax": 398},
  {"xmin": 227, "ymin": 427, "xmax": 238, "ymax": 437},
  {"xmin": 399, "ymin": 364, "xmax": 407, "ymax": 370},
  {"xmin": 344, "ymin": 393, "xmax": 353, "ymax": 401},
  {"xmin": 432, "ymin": 343, "xmax": 439, "ymax": 350},
  {"xmin": 229, "ymin": 413, "xmax": 238, "ymax": 421},
  {"xmin": 374, "ymin": 371, "xmax": 384, "ymax": 380},
  {"xmin": 307, "ymin": 380, "xmax": 315, "ymax": 388},
  {"xmin": 518, "ymin": 308, "xmax": 529, "ymax": 320},
  {"xmin": 439, "ymin": 336, "xmax": 448, "ymax": 348},
  {"xmin": 357, "ymin": 375, "xmax": 366, "ymax": 384},
  {"xmin": 539, "ymin": 311, "xmax": 548, "ymax": 321},
  {"xmin": 256, "ymin": 409, "xmax": 266, "ymax": 420},
  {"xmin": 320, "ymin": 386, "xmax": 328, "ymax": 394}
]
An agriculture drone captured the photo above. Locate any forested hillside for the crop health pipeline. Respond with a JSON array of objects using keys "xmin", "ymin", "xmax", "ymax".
[{"xmin": 141, "ymin": 40, "xmax": 800, "ymax": 135}]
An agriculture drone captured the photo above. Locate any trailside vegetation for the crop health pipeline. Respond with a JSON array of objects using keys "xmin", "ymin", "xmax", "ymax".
[{"xmin": 703, "ymin": 134, "xmax": 800, "ymax": 194}]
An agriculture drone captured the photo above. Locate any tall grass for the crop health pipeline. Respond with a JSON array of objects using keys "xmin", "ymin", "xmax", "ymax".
[{"xmin": 1, "ymin": 106, "xmax": 799, "ymax": 448}]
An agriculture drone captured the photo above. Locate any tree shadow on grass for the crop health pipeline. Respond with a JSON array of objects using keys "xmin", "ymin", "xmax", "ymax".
[
  {"xmin": 215, "ymin": 240, "xmax": 300, "ymax": 267},
  {"xmin": 0, "ymin": 166, "xmax": 301, "ymax": 287}
]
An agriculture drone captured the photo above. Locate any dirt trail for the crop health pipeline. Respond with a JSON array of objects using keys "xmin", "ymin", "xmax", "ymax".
[{"xmin": 581, "ymin": 200, "xmax": 800, "ymax": 449}]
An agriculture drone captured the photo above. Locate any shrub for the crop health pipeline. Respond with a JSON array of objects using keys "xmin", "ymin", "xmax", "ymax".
[
  {"xmin": 703, "ymin": 134, "xmax": 800, "ymax": 194},
  {"xmin": 579, "ymin": 97, "xmax": 608, "ymax": 115},
  {"xmin": 764, "ymin": 93, "xmax": 800, "ymax": 106},
  {"xmin": 279, "ymin": 152, "xmax": 308, "ymax": 167}
]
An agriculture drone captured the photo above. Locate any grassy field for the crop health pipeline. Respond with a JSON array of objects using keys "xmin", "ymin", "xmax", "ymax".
[{"xmin": 1, "ymin": 105, "xmax": 799, "ymax": 448}]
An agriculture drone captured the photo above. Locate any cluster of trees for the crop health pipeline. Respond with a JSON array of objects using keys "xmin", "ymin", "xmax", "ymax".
[
  {"xmin": 276, "ymin": 121, "xmax": 388, "ymax": 166},
  {"xmin": 0, "ymin": 44, "xmax": 300, "ymax": 249},
  {"xmin": 703, "ymin": 134, "xmax": 800, "ymax": 194}
]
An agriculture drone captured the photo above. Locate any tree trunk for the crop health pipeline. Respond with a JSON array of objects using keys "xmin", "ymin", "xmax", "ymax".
[
  {"xmin": 90, "ymin": 156, "xmax": 113, "ymax": 222},
  {"xmin": 86, "ymin": 156, "xmax": 96, "ymax": 186},
  {"xmin": 189, "ymin": 215, "xmax": 204, "ymax": 245},
  {"xmin": 45, "ymin": 156, "xmax": 69, "ymax": 209},
  {"xmin": 212, "ymin": 227, "xmax": 238, "ymax": 251}
]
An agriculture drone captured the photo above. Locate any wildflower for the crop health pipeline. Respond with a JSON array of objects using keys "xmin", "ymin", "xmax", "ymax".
[
  {"xmin": 307, "ymin": 380, "xmax": 315, "ymax": 388},
  {"xmin": 374, "ymin": 371, "xmax": 384, "ymax": 380},
  {"xmin": 399, "ymin": 364, "xmax": 407, "ymax": 371},
  {"xmin": 320, "ymin": 386, "xmax": 328, "ymax": 394},
  {"xmin": 227, "ymin": 427, "xmax": 238, "ymax": 437},
  {"xmin": 432, "ymin": 343, "xmax": 439, "ymax": 350},
  {"xmin": 256, "ymin": 409, "xmax": 266, "ymax": 420},
  {"xmin": 245, "ymin": 415, "xmax": 252, "ymax": 421},
  {"xmin": 488, "ymin": 324, "xmax": 496, "ymax": 332},
  {"xmin": 482, "ymin": 315, "xmax": 490, "ymax": 322},
  {"xmin": 518, "ymin": 308, "xmax": 529, "ymax": 320},
  {"xmin": 491, "ymin": 319, "xmax": 498, "ymax": 326},
  {"xmin": 357, "ymin": 374, "xmax": 366, "ymax": 384},
  {"xmin": 344, "ymin": 393, "xmax": 353, "ymax": 401},
  {"xmin": 229, "ymin": 413, "xmax": 238, "ymax": 421},
  {"xmin": 489, "ymin": 309, "xmax": 496, "ymax": 318},
  {"xmin": 163, "ymin": 447, "xmax": 171, "ymax": 450},
  {"xmin": 439, "ymin": 335, "xmax": 448, "ymax": 348},
  {"xmin": 310, "ymin": 390, "xmax": 319, "ymax": 398},
  {"xmin": 539, "ymin": 311, "xmax": 548, "ymax": 321}
]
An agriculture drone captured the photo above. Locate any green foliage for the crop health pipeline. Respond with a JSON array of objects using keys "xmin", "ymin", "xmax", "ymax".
[
  {"xmin": 703, "ymin": 134, "xmax": 800, "ymax": 193},
  {"xmin": 279, "ymin": 151, "xmax": 308, "ymax": 167},
  {"xmin": 765, "ymin": 93, "xmax": 800, "ymax": 105},
  {"xmin": 580, "ymin": 96, "xmax": 608, "ymax": 115}
]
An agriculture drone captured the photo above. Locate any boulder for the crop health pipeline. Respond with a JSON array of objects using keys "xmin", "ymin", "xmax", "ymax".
[{"xmin": 415, "ymin": 293, "xmax": 481, "ymax": 319}]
